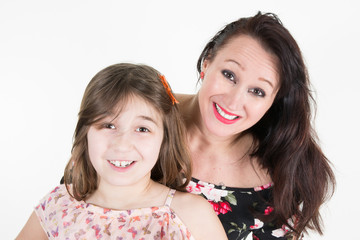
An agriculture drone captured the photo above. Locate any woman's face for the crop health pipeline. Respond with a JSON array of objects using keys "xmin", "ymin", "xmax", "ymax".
[{"xmin": 198, "ymin": 35, "xmax": 279, "ymax": 139}]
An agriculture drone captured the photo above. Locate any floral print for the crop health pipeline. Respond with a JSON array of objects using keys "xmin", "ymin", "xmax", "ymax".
[
  {"xmin": 187, "ymin": 178, "xmax": 291, "ymax": 240},
  {"xmin": 35, "ymin": 184, "xmax": 194, "ymax": 239},
  {"xmin": 186, "ymin": 180, "xmax": 236, "ymax": 216},
  {"xmin": 249, "ymin": 219, "xmax": 264, "ymax": 230},
  {"xmin": 209, "ymin": 201, "xmax": 232, "ymax": 215}
]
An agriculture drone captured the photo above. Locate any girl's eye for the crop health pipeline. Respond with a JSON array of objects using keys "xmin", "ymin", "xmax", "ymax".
[
  {"xmin": 222, "ymin": 70, "xmax": 236, "ymax": 82},
  {"xmin": 249, "ymin": 88, "xmax": 266, "ymax": 97},
  {"xmin": 136, "ymin": 127, "xmax": 150, "ymax": 133},
  {"xmin": 104, "ymin": 123, "xmax": 116, "ymax": 129}
]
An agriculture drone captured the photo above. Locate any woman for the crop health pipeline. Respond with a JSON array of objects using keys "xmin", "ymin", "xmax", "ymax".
[{"xmin": 179, "ymin": 12, "xmax": 335, "ymax": 240}]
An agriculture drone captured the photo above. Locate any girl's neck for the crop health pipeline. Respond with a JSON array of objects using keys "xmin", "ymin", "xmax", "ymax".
[{"xmin": 86, "ymin": 179, "xmax": 169, "ymax": 210}]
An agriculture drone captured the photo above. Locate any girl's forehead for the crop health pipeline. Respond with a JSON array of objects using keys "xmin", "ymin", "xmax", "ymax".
[{"xmin": 111, "ymin": 94, "xmax": 163, "ymax": 120}]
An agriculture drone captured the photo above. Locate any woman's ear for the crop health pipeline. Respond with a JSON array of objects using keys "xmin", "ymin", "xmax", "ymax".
[{"xmin": 202, "ymin": 59, "xmax": 209, "ymax": 72}]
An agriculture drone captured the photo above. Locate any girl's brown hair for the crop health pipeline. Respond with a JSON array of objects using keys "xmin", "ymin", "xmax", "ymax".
[
  {"xmin": 197, "ymin": 12, "xmax": 335, "ymax": 238},
  {"xmin": 64, "ymin": 63, "xmax": 191, "ymax": 200}
]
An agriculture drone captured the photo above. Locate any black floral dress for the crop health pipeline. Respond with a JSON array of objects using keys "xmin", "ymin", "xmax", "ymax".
[{"xmin": 187, "ymin": 178, "xmax": 291, "ymax": 240}]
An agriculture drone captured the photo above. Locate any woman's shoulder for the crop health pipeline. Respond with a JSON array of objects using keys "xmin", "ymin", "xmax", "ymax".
[
  {"xmin": 174, "ymin": 93, "xmax": 198, "ymax": 124},
  {"xmin": 175, "ymin": 93, "xmax": 196, "ymax": 109},
  {"xmin": 175, "ymin": 93, "xmax": 195, "ymax": 101}
]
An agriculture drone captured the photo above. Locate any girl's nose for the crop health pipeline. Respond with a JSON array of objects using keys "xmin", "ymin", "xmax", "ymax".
[{"xmin": 111, "ymin": 132, "xmax": 133, "ymax": 152}]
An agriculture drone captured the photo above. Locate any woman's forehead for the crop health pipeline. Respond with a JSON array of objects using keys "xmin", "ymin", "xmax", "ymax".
[{"xmin": 212, "ymin": 35, "xmax": 280, "ymax": 87}]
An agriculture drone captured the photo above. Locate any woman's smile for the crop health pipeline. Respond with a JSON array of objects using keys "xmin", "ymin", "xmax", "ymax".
[
  {"xmin": 197, "ymin": 35, "xmax": 279, "ymax": 138},
  {"xmin": 213, "ymin": 103, "xmax": 240, "ymax": 124}
]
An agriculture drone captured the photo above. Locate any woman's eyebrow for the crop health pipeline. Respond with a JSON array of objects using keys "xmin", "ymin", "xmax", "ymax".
[
  {"xmin": 259, "ymin": 78, "xmax": 274, "ymax": 89},
  {"xmin": 225, "ymin": 59, "xmax": 244, "ymax": 70},
  {"xmin": 225, "ymin": 59, "xmax": 275, "ymax": 89}
]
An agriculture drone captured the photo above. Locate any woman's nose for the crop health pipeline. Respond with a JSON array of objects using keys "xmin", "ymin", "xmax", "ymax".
[{"xmin": 226, "ymin": 88, "xmax": 247, "ymax": 111}]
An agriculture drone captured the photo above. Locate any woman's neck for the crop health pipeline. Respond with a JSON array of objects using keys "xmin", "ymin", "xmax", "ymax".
[
  {"xmin": 179, "ymin": 93, "xmax": 251, "ymax": 159},
  {"xmin": 178, "ymin": 93, "xmax": 271, "ymax": 188}
]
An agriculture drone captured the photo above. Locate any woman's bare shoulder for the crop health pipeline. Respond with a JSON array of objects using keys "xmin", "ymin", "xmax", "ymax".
[
  {"xmin": 174, "ymin": 93, "xmax": 198, "ymax": 122},
  {"xmin": 175, "ymin": 93, "xmax": 195, "ymax": 104}
]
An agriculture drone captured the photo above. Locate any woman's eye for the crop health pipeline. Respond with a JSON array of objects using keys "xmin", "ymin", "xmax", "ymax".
[
  {"xmin": 104, "ymin": 123, "xmax": 116, "ymax": 129},
  {"xmin": 249, "ymin": 88, "xmax": 266, "ymax": 97},
  {"xmin": 222, "ymin": 70, "xmax": 235, "ymax": 82},
  {"xmin": 136, "ymin": 127, "xmax": 150, "ymax": 133}
]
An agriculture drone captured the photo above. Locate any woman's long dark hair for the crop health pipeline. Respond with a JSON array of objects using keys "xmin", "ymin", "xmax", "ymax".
[{"xmin": 197, "ymin": 12, "xmax": 335, "ymax": 238}]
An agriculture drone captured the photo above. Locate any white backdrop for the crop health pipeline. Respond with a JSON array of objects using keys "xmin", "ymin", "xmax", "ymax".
[{"xmin": 1, "ymin": 0, "xmax": 359, "ymax": 239}]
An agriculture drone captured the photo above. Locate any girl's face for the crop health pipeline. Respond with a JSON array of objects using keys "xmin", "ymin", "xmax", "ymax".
[
  {"xmin": 198, "ymin": 35, "xmax": 279, "ymax": 139},
  {"xmin": 87, "ymin": 95, "xmax": 164, "ymax": 188}
]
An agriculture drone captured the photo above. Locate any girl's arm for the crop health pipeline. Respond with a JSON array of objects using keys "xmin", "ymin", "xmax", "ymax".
[
  {"xmin": 173, "ymin": 192, "xmax": 228, "ymax": 240},
  {"xmin": 16, "ymin": 211, "xmax": 47, "ymax": 240}
]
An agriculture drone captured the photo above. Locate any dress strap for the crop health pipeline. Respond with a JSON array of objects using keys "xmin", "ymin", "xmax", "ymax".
[{"xmin": 165, "ymin": 189, "xmax": 176, "ymax": 207}]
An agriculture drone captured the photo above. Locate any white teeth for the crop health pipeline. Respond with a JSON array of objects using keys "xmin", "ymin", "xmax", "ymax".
[
  {"xmin": 215, "ymin": 104, "xmax": 239, "ymax": 120},
  {"xmin": 109, "ymin": 160, "xmax": 133, "ymax": 168}
]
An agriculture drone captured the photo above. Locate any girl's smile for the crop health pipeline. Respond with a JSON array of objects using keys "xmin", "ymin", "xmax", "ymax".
[{"xmin": 107, "ymin": 160, "xmax": 136, "ymax": 172}]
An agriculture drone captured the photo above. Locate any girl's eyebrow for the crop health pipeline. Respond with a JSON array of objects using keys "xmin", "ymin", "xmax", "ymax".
[{"xmin": 138, "ymin": 115, "xmax": 159, "ymax": 126}]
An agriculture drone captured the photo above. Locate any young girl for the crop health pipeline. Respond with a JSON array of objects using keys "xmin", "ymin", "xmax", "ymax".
[{"xmin": 16, "ymin": 63, "xmax": 227, "ymax": 240}]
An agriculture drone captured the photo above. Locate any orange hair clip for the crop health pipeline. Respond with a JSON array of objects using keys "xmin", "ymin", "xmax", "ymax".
[{"xmin": 159, "ymin": 74, "xmax": 179, "ymax": 105}]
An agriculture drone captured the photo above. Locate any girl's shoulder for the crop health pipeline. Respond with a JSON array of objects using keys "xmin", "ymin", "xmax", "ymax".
[
  {"xmin": 37, "ymin": 184, "xmax": 71, "ymax": 205},
  {"xmin": 172, "ymin": 190, "xmax": 209, "ymax": 210},
  {"xmin": 172, "ymin": 190, "xmax": 221, "ymax": 222},
  {"xmin": 171, "ymin": 191, "xmax": 227, "ymax": 240},
  {"xmin": 35, "ymin": 184, "xmax": 75, "ymax": 214}
]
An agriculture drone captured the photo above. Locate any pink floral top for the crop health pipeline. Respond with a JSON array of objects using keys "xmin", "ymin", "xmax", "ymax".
[{"xmin": 35, "ymin": 184, "xmax": 194, "ymax": 240}]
